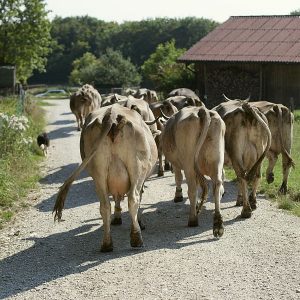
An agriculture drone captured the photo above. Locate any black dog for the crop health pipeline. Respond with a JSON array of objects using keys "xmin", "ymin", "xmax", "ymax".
[{"xmin": 37, "ymin": 132, "xmax": 50, "ymax": 156}]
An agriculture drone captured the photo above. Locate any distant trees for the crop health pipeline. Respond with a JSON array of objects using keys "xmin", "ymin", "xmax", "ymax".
[
  {"xmin": 30, "ymin": 16, "xmax": 218, "ymax": 85},
  {"xmin": 69, "ymin": 49, "xmax": 141, "ymax": 88},
  {"xmin": 36, "ymin": 16, "xmax": 119, "ymax": 84},
  {"xmin": 0, "ymin": 0, "xmax": 51, "ymax": 83},
  {"xmin": 142, "ymin": 40, "xmax": 195, "ymax": 95},
  {"xmin": 290, "ymin": 9, "xmax": 300, "ymax": 15}
]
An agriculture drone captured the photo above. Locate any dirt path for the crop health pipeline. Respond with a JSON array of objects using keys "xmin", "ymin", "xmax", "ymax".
[{"xmin": 0, "ymin": 99, "xmax": 300, "ymax": 300}]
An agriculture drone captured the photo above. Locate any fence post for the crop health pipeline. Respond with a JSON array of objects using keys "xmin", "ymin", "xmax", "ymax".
[{"xmin": 17, "ymin": 83, "xmax": 25, "ymax": 115}]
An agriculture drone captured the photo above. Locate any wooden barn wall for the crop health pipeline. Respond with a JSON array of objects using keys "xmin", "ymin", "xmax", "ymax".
[
  {"xmin": 263, "ymin": 64, "xmax": 300, "ymax": 109},
  {"xmin": 195, "ymin": 62, "xmax": 300, "ymax": 109}
]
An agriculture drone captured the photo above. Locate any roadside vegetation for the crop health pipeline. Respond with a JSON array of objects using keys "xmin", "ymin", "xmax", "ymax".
[
  {"xmin": 0, "ymin": 95, "xmax": 46, "ymax": 227},
  {"xmin": 225, "ymin": 110, "xmax": 300, "ymax": 217}
]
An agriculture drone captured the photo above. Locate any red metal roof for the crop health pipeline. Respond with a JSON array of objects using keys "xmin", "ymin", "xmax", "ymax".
[{"xmin": 178, "ymin": 15, "xmax": 300, "ymax": 63}]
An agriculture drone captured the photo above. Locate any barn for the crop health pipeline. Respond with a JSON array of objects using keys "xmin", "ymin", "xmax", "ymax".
[{"xmin": 178, "ymin": 15, "xmax": 300, "ymax": 109}]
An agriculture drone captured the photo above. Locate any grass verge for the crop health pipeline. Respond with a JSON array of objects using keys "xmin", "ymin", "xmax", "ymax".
[{"xmin": 0, "ymin": 95, "xmax": 46, "ymax": 228}]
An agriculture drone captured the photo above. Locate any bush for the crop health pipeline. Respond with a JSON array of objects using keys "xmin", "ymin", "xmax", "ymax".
[
  {"xmin": 0, "ymin": 113, "xmax": 32, "ymax": 157},
  {"xmin": 69, "ymin": 50, "xmax": 141, "ymax": 87}
]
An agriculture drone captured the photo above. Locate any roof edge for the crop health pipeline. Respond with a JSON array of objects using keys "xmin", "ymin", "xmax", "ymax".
[
  {"xmin": 229, "ymin": 15, "xmax": 300, "ymax": 18},
  {"xmin": 177, "ymin": 59, "xmax": 300, "ymax": 64}
]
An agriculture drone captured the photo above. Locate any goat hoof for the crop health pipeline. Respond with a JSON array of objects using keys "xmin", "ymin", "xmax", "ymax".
[
  {"xmin": 241, "ymin": 208, "xmax": 252, "ymax": 219},
  {"xmin": 130, "ymin": 231, "xmax": 144, "ymax": 248},
  {"xmin": 279, "ymin": 184, "xmax": 287, "ymax": 195},
  {"xmin": 213, "ymin": 213, "xmax": 224, "ymax": 237},
  {"xmin": 101, "ymin": 240, "xmax": 113, "ymax": 252},
  {"xmin": 174, "ymin": 196, "xmax": 183, "ymax": 203},
  {"xmin": 157, "ymin": 170, "xmax": 164, "ymax": 177},
  {"xmin": 214, "ymin": 226, "xmax": 224, "ymax": 238}
]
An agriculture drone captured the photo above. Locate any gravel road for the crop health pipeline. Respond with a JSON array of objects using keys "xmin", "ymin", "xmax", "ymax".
[{"xmin": 0, "ymin": 99, "xmax": 300, "ymax": 300}]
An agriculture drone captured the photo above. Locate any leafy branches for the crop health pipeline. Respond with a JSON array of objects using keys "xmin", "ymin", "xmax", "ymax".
[
  {"xmin": 31, "ymin": 16, "xmax": 218, "ymax": 84},
  {"xmin": 0, "ymin": 0, "xmax": 51, "ymax": 82},
  {"xmin": 141, "ymin": 40, "xmax": 195, "ymax": 95}
]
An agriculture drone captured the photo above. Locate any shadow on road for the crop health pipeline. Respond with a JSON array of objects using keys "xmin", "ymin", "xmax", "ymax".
[
  {"xmin": 47, "ymin": 125, "xmax": 77, "ymax": 141},
  {"xmin": 40, "ymin": 163, "xmax": 89, "ymax": 185},
  {"xmin": 37, "ymin": 161, "xmax": 96, "ymax": 213},
  {"xmin": 0, "ymin": 194, "xmax": 242, "ymax": 299},
  {"xmin": 37, "ymin": 177, "xmax": 98, "ymax": 213},
  {"xmin": 49, "ymin": 119, "xmax": 75, "ymax": 126},
  {"xmin": 0, "ymin": 171, "xmax": 249, "ymax": 299},
  {"xmin": 46, "ymin": 108, "xmax": 78, "ymax": 140}
]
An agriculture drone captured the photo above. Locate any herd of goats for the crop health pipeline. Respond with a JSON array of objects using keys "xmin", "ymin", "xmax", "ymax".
[{"xmin": 52, "ymin": 84, "xmax": 294, "ymax": 252}]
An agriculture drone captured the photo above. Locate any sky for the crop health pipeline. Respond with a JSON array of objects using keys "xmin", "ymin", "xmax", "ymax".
[{"xmin": 45, "ymin": 0, "xmax": 300, "ymax": 23}]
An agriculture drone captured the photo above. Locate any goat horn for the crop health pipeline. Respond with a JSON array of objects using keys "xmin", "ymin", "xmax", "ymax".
[
  {"xmin": 222, "ymin": 94, "xmax": 231, "ymax": 102},
  {"xmin": 145, "ymin": 116, "xmax": 160, "ymax": 125},
  {"xmin": 160, "ymin": 108, "xmax": 170, "ymax": 120}
]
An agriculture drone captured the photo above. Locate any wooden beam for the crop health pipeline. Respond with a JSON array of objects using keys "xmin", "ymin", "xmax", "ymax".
[
  {"xmin": 259, "ymin": 64, "xmax": 263, "ymax": 100},
  {"xmin": 204, "ymin": 63, "xmax": 207, "ymax": 97}
]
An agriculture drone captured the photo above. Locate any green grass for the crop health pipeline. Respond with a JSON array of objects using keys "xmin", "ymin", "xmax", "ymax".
[
  {"xmin": 0, "ymin": 95, "xmax": 46, "ymax": 227},
  {"xmin": 36, "ymin": 100, "xmax": 56, "ymax": 106},
  {"xmin": 225, "ymin": 110, "xmax": 300, "ymax": 216},
  {"xmin": 0, "ymin": 96, "xmax": 20, "ymax": 114},
  {"xmin": 1, "ymin": 211, "xmax": 13, "ymax": 222}
]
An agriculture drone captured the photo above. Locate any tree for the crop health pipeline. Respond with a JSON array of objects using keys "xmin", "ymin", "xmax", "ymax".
[
  {"xmin": 141, "ymin": 39, "xmax": 195, "ymax": 95},
  {"xmin": 290, "ymin": 9, "xmax": 300, "ymax": 15},
  {"xmin": 69, "ymin": 52, "xmax": 99, "ymax": 85},
  {"xmin": 69, "ymin": 49, "xmax": 141, "ymax": 88},
  {"xmin": 0, "ymin": 0, "xmax": 51, "ymax": 83},
  {"xmin": 94, "ymin": 48, "xmax": 141, "ymax": 88},
  {"xmin": 30, "ymin": 16, "xmax": 217, "ymax": 84},
  {"xmin": 108, "ymin": 17, "xmax": 218, "ymax": 67}
]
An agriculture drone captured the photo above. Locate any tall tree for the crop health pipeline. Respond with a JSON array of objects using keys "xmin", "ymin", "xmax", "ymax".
[{"xmin": 0, "ymin": 0, "xmax": 51, "ymax": 83}]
